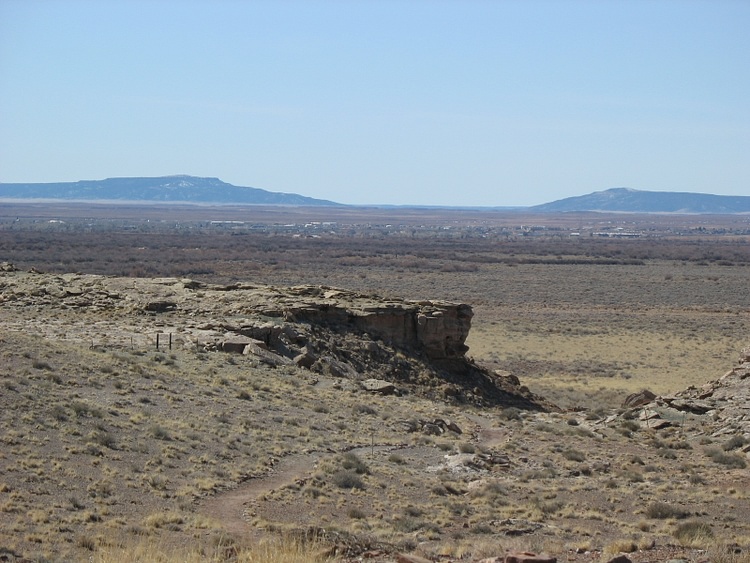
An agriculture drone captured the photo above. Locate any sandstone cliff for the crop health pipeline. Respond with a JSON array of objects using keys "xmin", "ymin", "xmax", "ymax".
[{"xmin": 0, "ymin": 265, "xmax": 549, "ymax": 410}]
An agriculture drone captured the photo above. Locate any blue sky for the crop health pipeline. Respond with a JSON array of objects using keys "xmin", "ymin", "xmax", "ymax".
[{"xmin": 1, "ymin": 0, "xmax": 748, "ymax": 206}]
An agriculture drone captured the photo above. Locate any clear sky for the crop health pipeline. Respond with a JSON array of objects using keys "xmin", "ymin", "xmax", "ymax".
[{"xmin": 1, "ymin": 0, "xmax": 748, "ymax": 206}]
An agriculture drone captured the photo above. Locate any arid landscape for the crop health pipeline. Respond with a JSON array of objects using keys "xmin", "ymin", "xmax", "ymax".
[{"xmin": 1, "ymin": 203, "xmax": 749, "ymax": 562}]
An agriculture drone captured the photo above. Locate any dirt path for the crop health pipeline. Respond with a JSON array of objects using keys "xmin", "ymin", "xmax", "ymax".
[
  {"xmin": 198, "ymin": 444, "xmax": 400, "ymax": 539},
  {"xmin": 199, "ymin": 452, "xmax": 323, "ymax": 538}
]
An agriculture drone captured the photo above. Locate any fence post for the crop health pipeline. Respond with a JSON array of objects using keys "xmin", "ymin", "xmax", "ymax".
[{"xmin": 156, "ymin": 333, "xmax": 160, "ymax": 351}]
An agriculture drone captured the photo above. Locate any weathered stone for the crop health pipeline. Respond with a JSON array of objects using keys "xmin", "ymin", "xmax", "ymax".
[
  {"xmin": 361, "ymin": 378, "xmax": 396, "ymax": 395},
  {"xmin": 422, "ymin": 422, "xmax": 443, "ymax": 435},
  {"xmin": 243, "ymin": 342, "xmax": 293, "ymax": 367},
  {"xmin": 668, "ymin": 398, "xmax": 713, "ymax": 414},
  {"xmin": 623, "ymin": 389, "xmax": 656, "ymax": 408},
  {"xmin": 293, "ymin": 347, "xmax": 316, "ymax": 368},
  {"xmin": 144, "ymin": 300, "xmax": 177, "ymax": 313},
  {"xmin": 220, "ymin": 335, "xmax": 257, "ymax": 354},
  {"xmin": 643, "ymin": 418, "xmax": 671, "ymax": 430},
  {"xmin": 434, "ymin": 418, "xmax": 463, "ymax": 434},
  {"xmin": 323, "ymin": 357, "xmax": 358, "ymax": 379}
]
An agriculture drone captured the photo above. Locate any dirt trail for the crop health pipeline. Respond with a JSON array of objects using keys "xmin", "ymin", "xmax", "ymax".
[
  {"xmin": 198, "ymin": 444, "xmax": 400, "ymax": 538},
  {"xmin": 197, "ymin": 413, "xmax": 510, "ymax": 541},
  {"xmin": 199, "ymin": 452, "xmax": 323, "ymax": 538}
]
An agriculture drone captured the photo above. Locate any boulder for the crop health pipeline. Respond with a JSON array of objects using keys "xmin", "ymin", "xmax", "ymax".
[
  {"xmin": 293, "ymin": 346, "xmax": 316, "ymax": 368},
  {"xmin": 220, "ymin": 335, "xmax": 258, "ymax": 354},
  {"xmin": 243, "ymin": 342, "xmax": 293, "ymax": 367},
  {"xmin": 361, "ymin": 378, "xmax": 397, "ymax": 395},
  {"xmin": 144, "ymin": 300, "xmax": 177, "ymax": 313},
  {"xmin": 622, "ymin": 389, "xmax": 656, "ymax": 408}
]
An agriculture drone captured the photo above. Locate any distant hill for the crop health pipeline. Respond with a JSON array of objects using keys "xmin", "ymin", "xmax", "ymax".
[
  {"xmin": 530, "ymin": 187, "xmax": 750, "ymax": 214},
  {"xmin": 0, "ymin": 175, "xmax": 341, "ymax": 206}
]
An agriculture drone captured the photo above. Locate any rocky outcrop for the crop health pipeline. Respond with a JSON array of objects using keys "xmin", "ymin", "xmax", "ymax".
[
  {"xmin": 605, "ymin": 344, "xmax": 750, "ymax": 442},
  {"xmin": 280, "ymin": 287, "xmax": 473, "ymax": 360},
  {"xmin": 0, "ymin": 267, "xmax": 550, "ymax": 410}
]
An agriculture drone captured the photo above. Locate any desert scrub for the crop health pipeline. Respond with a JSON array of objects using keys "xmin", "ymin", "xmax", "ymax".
[
  {"xmin": 457, "ymin": 442, "xmax": 475, "ymax": 454},
  {"xmin": 330, "ymin": 470, "xmax": 365, "ymax": 490},
  {"xmin": 722, "ymin": 435, "xmax": 747, "ymax": 451},
  {"xmin": 561, "ymin": 448, "xmax": 586, "ymax": 462},
  {"xmin": 705, "ymin": 447, "xmax": 747, "ymax": 468},
  {"xmin": 673, "ymin": 520, "xmax": 714, "ymax": 547},
  {"xmin": 645, "ymin": 501, "xmax": 690, "ymax": 520}
]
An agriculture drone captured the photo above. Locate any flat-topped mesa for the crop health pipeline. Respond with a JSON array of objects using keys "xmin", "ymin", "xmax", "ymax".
[{"xmin": 279, "ymin": 287, "xmax": 473, "ymax": 361}]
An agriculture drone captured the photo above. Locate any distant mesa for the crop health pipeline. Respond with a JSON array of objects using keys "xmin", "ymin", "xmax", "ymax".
[
  {"xmin": 2, "ymin": 177, "xmax": 749, "ymax": 213},
  {"xmin": 0, "ymin": 175, "xmax": 341, "ymax": 206},
  {"xmin": 531, "ymin": 187, "xmax": 750, "ymax": 214}
]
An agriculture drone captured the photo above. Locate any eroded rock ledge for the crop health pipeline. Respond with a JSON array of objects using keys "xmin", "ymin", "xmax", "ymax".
[{"xmin": 0, "ymin": 267, "xmax": 551, "ymax": 410}]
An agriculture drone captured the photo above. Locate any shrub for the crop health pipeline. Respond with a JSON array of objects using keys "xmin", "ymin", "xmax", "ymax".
[
  {"xmin": 645, "ymin": 501, "xmax": 690, "ymax": 520},
  {"xmin": 705, "ymin": 447, "xmax": 747, "ymax": 468},
  {"xmin": 673, "ymin": 520, "xmax": 714, "ymax": 547},
  {"xmin": 32, "ymin": 360, "xmax": 53, "ymax": 371},
  {"xmin": 388, "ymin": 454, "xmax": 406, "ymax": 465},
  {"xmin": 149, "ymin": 424, "xmax": 171, "ymax": 441},
  {"xmin": 90, "ymin": 430, "xmax": 116, "ymax": 449},
  {"xmin": 347, "ymin": 508, "xmax": 366, "ymax": 519},
  {"xmin": 458, "ymin": 442, "xmax": 475, "ymax": 454},
  {"xmin": 722, "ymin": 435, "xmax": 747, "ymax": 451},
  {"xmin": 499, "ymin": 407, "xmax": 522, "ymax": 421},
  {"xmin": 352, "ymin": 404, "xmax": 377, "ymax": 416},
  {"xmin": 331, "ymin": 470, "xmax": 365, "ymax": 490},
  {"xmin": 340, "ymin": 452, "xmax": 369, "ymax": 474},
  {"xmin": 562, "ymin": 448, "xmax": 586, "ymax": 462}
]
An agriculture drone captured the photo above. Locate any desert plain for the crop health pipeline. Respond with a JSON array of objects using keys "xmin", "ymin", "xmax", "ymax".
[{"xmin": 1, "ymin": 203, "xmax": 749, "ymax": 563}]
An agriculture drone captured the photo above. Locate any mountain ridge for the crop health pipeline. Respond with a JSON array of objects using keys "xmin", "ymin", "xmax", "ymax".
[
  {"xmin": 531, "ymin": 187, "xmax": 750, "ymax": 214},
  {"xmin": 1, "ymin": 177, "xmax": 749, "ymax": 213},
  {"xmin": 0, "ymin": 175, "xmax": 340, "ymax": 206}
]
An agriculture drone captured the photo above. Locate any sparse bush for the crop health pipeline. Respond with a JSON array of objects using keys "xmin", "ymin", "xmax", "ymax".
[
  {"xmin": 340, "ymin": 452, "xmax": 369, "ymax": 474},
  {"xmin": 673, "ymin": 520, "xmax": 714, "ymax": 546},
  {"xmin": 705, "ymin": 447, "xmax": 747, "ymax": 468},
  {"xmin": 71, "ymin": 401, "xmax": 103, "ymax": 418},
  {"xmin": 722, "ymin": 435, "xmax": 747, "ymax": 451},
  {"xmin": 32, "ymin": 360, "xmax": 53, "ymax": 371},
  {"xmin": 562, "ymin": 448, "xmax": 586, "ymax": 462},
  {"xmin": 645, "ymin": 501, "xmax": 690, "ymax": 520},
  {"xmin": 457, "ymin": 442, "xmax": 475, "ymax": 454},
  {"xmin": 51, "ymin": 405, "xmax": 68, "ymax": 421},
  {"xmin": 149, "ymin": 424, "xmax": 171, "ymax": 440},
  {"xmin": 330, "ymin": 470, "xmax": 365, "ymax": 490},
  {"xmin": 69, "ymin": 496, "xmax": 85, "ymax": 511},
  {"xmin": 499, "ymin": 407, "xmax": 522, "ymax": 421},
  {"xmin": 388, "ymin": 453, "xmax": 406, "ymax": 465},
  {"xmin": 77, "ymin": 534, "xmax": 96, "ymax": 551},
  {"xmin": 352, "ymin": 404, "xmax": 377, "ymax": 416},
  {"xmin": 347, "ymin": 507, "xmax": 366, "ymax": 519},
  {"xmin": 89, "ymin": 429, "xmax": 116, "ymax": 449}
]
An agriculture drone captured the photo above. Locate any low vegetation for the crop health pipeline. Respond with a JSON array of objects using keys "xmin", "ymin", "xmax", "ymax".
[{"xmin": 1, "ymin": 207, "xmax": 749, "ymax": 561}]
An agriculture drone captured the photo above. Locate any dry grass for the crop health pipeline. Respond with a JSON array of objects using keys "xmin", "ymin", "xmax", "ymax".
[{"xmin": 1, "ymin": 211, "xmax": 750, "ymax": 561}]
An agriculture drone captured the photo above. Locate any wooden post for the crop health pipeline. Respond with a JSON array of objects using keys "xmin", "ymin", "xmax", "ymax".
[
  {"xmin": 169, "ymin": 333, "xmax": 172, "ymax": 351},
  {"xmin": 156, "ymin": 333, "xmax": 160, "ymax": 350}
]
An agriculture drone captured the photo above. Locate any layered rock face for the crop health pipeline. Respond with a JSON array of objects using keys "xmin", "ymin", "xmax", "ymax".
[
  {"xmin": 284, "ymin": 287, "xmax": 473, "ymax": 360},
  {"xmin": 0, "ymin": 267, "xmax": 547, "ymax": 409}
]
